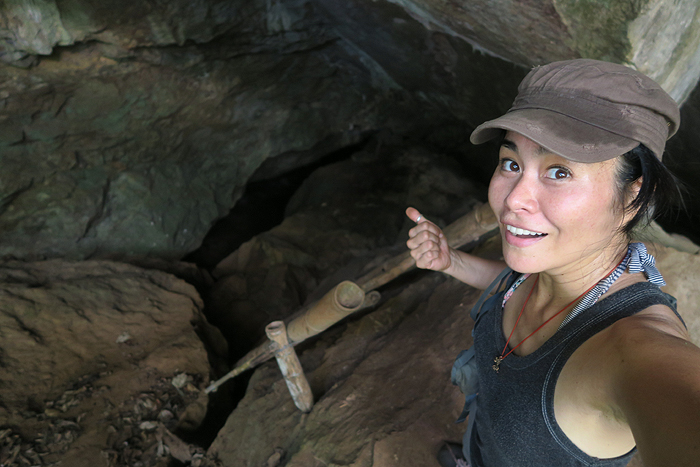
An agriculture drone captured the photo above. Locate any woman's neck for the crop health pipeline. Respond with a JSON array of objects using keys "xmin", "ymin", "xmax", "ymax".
[{"xmin": 529, "ymin": 242, "xmax": 628, "ymax": 317}]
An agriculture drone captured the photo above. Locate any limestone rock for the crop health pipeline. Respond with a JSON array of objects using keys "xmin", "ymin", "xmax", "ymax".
[
  {"xmin": 206, "ymin": 275, "xmax": 477, "ymax": 467},
  {"xmin": 0, "ymin": 259, "xmax": 212, "ymax": 467},
  {"xmin": 0, "ymin": 0, "xmax": 324, "ymax": 64},
  {"xmin": 342, "ymin": 0, "xmax": 700, "ymax": 102},
  {"xmin": 0, "ymin": 33, "xmax": 428, "ymax": 261},
  {"xmin": 208, "ymin": 145, "xmax": 484, "ymax": 354},
  {"xmin": 651, "ymin": 243, "xmax": 700, "ymax": 345}
]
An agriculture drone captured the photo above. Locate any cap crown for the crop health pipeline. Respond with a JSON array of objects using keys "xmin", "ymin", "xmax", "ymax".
[{"xmin": 512, "ymin": 60, "xmax": 680, "ymax": 159}]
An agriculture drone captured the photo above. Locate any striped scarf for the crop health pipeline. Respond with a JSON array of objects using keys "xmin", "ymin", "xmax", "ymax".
[{"xmin": 501, "ymin": 242, "xmax": 666, "ymax": 330}]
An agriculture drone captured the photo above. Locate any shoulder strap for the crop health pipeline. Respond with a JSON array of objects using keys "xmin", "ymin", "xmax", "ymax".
[{"xmin": 469, "ymin": 267, "xmax": 513, "ymax": 322}]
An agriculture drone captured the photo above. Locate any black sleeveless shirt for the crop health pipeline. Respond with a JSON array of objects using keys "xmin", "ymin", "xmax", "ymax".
[{"xmin": 469, "ymin": 280, "xmax": 679, "ymax": 467}]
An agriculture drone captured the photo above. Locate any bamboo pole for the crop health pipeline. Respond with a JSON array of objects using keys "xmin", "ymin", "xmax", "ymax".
[
  {"xmin": 356, "ymin": 202, "xmax": 497, "ymax": 292},
  {"xmin": 205, "ymin": 203, "xmax": 498, "ymax": 394},
  {"xmin": 266, "ymin": 321, "xmax": 314, "ymax": 412},
  {"xmin": 204, "ymin": 288, "xmax": 380, "ymax": 394},
  {"xmin": 287, "ymin": 280, "xmax": 365, "ymax": 342}
]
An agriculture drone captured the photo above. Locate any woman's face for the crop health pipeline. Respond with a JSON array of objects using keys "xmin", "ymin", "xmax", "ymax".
[{"xmin": 488, "ymin": 131, "xmax": 627, "ymax": 275}]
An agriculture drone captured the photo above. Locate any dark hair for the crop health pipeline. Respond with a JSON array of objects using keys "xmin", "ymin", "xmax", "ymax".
[{"xmin": 616, "ymin": 144, "xmax": 684, "ymax": 235}]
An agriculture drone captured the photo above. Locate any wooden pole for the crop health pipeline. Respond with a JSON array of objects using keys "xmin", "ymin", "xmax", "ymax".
[
  {"xmin": 204, "ymin": 289, "xmax": 380, "ymax": 394},
  {"xmin": 356, "ymin": 202, "xmax": 497, "ymax": 292},
  {"xmin": 204, "ymin": 203, "xmax": 498, "ymax": 394},
  {"xmin": 265, "ymin": 321, "xmax": 314, "ymax": 412},
  {"xmin": 286, "ymin": 280, "xmax": 364, "ymax": 342}
]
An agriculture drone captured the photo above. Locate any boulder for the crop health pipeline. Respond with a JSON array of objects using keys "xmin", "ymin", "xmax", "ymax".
[
  {"xmin": 206, "ymin": 274, "xmax": 477, "ymax": 467},
  {"xmin": 0, "ymin": 34, "xmax": 428, "ymax": 261},
  {"xmin": 0, "ymin": 259, "xmax": 216, "ymax": 467},
  {"xmin": 207, "ymin": 145, "xmax": 484, "ymax": 354}
]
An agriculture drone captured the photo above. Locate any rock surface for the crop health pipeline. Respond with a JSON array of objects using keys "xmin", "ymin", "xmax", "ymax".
[
  {"xmin": 0, "ymin": 36, "xmax": 427, "ymax": 261},
  {"xmin": 0, "ymin": 0, "xmax": 699, "ymax": 261},
  {"xmin": 3, "ymin": 0, "xmax": 698, "ymax": 101},
  {"xmin": 207, "ymin": 274, "xmax": 476, "ymax": 467},
  {"xmin": 0, "ymin": 260, "xmax": 215, "ymax": 467},
  {"xmin": 207, "ymin": 143, "xmax": 484, "ymax": 356}
]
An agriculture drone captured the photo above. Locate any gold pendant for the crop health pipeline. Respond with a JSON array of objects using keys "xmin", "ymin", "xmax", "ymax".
[{"xmin": 493, "ymin": 356, "xmax": 503, "ymax": 373}]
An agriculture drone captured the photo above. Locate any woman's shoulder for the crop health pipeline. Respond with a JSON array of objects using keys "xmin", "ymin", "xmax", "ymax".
[
  {"xmin": 601, "ymin": 273, "xmax": 690, "ymax": 348},
  {"xmin": 605, "ymin": 303, "xmax": 690, "ymax": 351},
  {"xmin": 599, "ymin": 271, "xmax": 687, "ymax": 342},
  {"xmin": 564, "ymin": 282, "xmax": 694, "ymax": 420}
]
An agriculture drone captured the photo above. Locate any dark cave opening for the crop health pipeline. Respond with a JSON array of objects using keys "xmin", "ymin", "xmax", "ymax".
[{"xmin": 179, "ymin": 137, "xmax": 382, "ymax": 448}]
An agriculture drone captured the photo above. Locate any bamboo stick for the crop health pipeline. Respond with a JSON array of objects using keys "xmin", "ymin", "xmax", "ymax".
[
  {"xmin": 266, "ymin": 321, "xmax": 314, "ymax": 412},
  {"xmin": 286, "ymin": 280, "xmax": 365, "ymax": 342},
  {"xmin": 356, "ymin": 202, "xmax": 497, "ymax": 291},
  {"xmin": 205, "ymin": 203, "xmax": 498, "ymax": 394}
]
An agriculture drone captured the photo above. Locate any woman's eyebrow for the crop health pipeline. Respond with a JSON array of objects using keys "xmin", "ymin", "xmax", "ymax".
[
  {"xmin": 501, "ymin": 139, "xmax": 517, "ymax": 152},
  {"xmin": 502, "ymin": 138, "xmax": 553, "ymax": 156}
]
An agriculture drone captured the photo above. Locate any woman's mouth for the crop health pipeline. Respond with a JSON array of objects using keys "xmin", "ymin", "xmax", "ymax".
[{"xmin": 505, "ymin": 224, "xmax": 547, "ymax": 237}]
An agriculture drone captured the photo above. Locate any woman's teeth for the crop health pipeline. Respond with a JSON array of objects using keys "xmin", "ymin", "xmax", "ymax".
[{"xmin": 506, "ymin": 225, "xmax": 545, "ymax": 237}]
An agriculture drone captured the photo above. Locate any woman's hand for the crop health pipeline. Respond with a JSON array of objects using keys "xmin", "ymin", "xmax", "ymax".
[{"xmin": 405, "ymin": 207, "xmax": 453, "ymax": 272}]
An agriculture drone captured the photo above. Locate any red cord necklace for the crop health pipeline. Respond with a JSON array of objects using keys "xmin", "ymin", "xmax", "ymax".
[{"xmin": 493, "ymin": 258, "xmax": 624, "ymax": 373}]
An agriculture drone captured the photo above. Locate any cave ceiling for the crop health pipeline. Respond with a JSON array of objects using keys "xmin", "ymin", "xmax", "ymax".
[{"xmin": 0, "ymin": 0, "xmax": 699, "ymax": 261}]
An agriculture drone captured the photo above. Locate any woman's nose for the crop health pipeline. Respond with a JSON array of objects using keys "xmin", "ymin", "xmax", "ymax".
[{"xmin": 504, "ymin": 175, "xmax": 538, "ymax": 212}]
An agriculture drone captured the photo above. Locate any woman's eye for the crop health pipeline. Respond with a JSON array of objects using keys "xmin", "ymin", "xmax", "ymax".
[
  {"xmin": 501, "ymin": 159, "xmax": 520, "ymax": 172},
  {"xmin": 545, "ymin": 167, "xmax": 571, "ymax": 180}
]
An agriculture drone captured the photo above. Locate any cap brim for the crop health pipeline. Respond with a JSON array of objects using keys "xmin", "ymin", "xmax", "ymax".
[{"xmin": 470, "ymin": 109, "xmax": 640, "ymax": 163}]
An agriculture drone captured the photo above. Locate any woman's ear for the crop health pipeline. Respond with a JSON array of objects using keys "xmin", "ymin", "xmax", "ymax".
[{"xmin": 627, "ymin": 177, "xmax": 643, "ymax": 206}]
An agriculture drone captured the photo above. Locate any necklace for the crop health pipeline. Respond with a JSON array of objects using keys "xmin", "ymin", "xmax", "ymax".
[{"xmin": 493, "ymin": 258, "xmax": 625, "ymax": 373}]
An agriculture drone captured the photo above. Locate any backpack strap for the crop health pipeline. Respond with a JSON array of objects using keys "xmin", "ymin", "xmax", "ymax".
[
  {"xmin": 452, "ymin": 267, "xmax": 514, "ymax": 425},
  {"xmin": 470, "ymin": 267, "xmax": 514, "ymax": 323}
]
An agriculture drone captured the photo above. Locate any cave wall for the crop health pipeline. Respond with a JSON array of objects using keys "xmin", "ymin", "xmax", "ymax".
[
  {"xmin": 0, "ymin": 0, "xmax": 431, "ymax": 260},
  {"xmin": 0, "ymin": 0, "xmax": 699, "ymax": 260}
]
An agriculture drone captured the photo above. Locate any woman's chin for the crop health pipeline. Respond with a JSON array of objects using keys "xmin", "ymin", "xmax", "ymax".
[{"xmin": 501, "ymin": 247, "xmax": 546, "ymax": 274}]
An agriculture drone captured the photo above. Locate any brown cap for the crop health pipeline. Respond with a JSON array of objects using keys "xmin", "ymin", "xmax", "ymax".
[{"xmin": 470, "ymin": 59, "xmax": 680, "ymax": 162}]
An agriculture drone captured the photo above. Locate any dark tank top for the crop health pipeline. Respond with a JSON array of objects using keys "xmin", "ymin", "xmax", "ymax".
[{"xmin": 469, "ymin": 279, "xmax": 679, "ymax": 467}]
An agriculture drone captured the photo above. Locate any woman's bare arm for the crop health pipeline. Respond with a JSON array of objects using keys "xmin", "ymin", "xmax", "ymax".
[
  {"xmin": 405, "ymin": 207, "xmax": 506, "ymax": 290},
  {"xmin": 610, "ymin": 312, "xmax": 700, "ymax": 467}
]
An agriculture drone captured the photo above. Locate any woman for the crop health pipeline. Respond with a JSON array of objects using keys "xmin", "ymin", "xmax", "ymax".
[{"xmin": 406, "ymin": 59, "xmax": 700, "ymax": 467}]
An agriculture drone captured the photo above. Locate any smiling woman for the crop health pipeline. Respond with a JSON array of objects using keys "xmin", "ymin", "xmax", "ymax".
[{"xmin": 405, "ymin": 59, "xmax": 700, "ymax": 467}]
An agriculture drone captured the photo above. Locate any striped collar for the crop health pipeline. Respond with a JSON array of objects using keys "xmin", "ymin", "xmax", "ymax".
[{"xmin": 502, "ymin": 242, "xmax": 665, "ymax": 329}]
